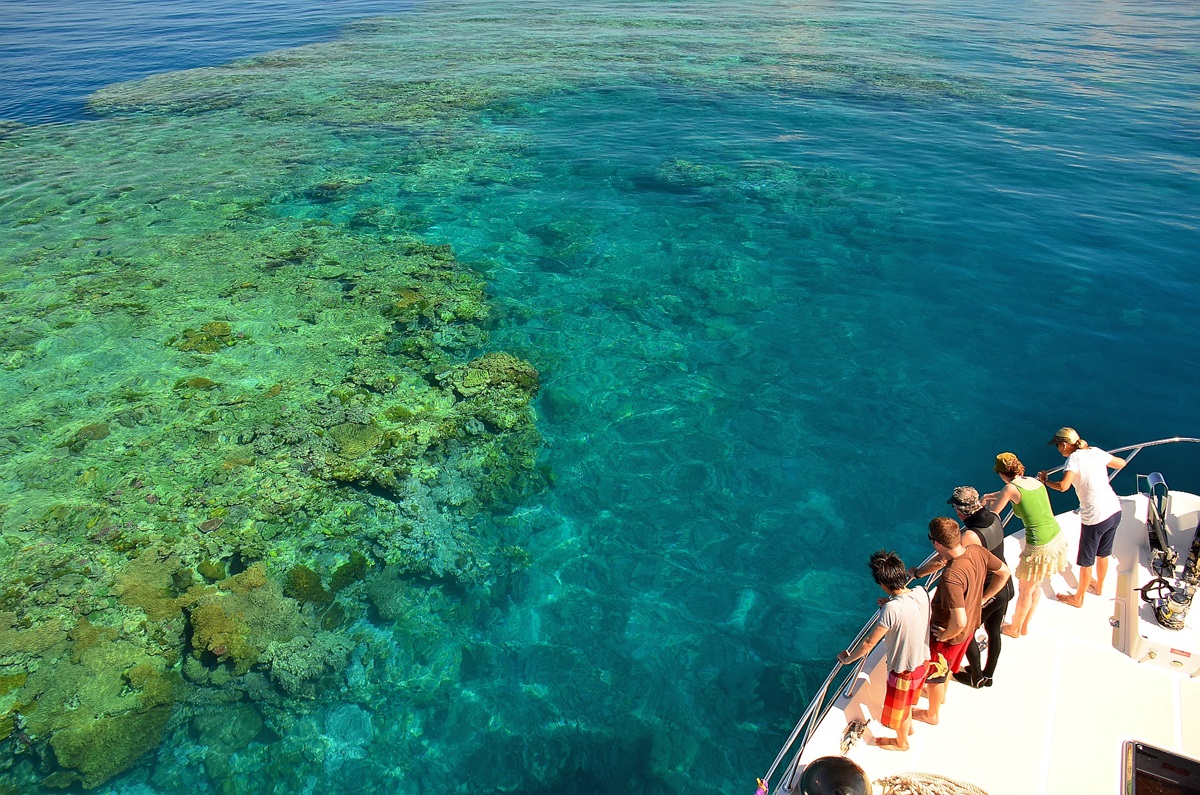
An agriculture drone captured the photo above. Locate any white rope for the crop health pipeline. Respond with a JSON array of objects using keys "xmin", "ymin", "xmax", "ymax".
[{"xmin": 874, "ymin": 771, "xmax": 992, "ymax": 795}]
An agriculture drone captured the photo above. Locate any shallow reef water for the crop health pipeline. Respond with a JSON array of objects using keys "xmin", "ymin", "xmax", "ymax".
[{"xmin": 1, "ymin": 0, "xmax": 1199, "ymax": 792}]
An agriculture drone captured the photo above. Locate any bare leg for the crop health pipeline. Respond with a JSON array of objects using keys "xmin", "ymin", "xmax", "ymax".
[
  {"xmin": 913, "ymin": 682, "xmax": 945, "ymax": 725},
  {"xmin": 877, "ymin": 709, "xmax": 913, "ymax": 750},
  {"xmin": 898, "ymin": 710, "xmax": 913, "ymax": 747},
  {"xmin": 1092, "ymin": 556, "xmax": 1109, "ymax": 594},
  {"xmin": 876, "ymin": 710, "xmax": 913, "ymax": 750},
  {"xmin": 1057, "ymin": 565, "xmax": 1092, "ymax": 607},
  {"xmin": 1004, "ymin": 577, "xmax": 1037, "ymax": 637},
  {"xmin": 1020, "ymin": 581, "xmax": 1042, "ymax": 635}
]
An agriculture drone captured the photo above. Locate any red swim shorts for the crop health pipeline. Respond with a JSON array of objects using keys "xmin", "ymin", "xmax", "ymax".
[
  {"xmin": 926, "ymin": 637, "xmax": 971, "ymax": 684},
  {"xmin": 880, "ymin": 662, "xmax": 929, "ymax": 730}
]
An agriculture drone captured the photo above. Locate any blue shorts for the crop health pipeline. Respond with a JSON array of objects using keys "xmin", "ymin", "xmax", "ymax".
[{"xmin": 1077, "ymin": 510, "xmax": 1120, "ymax": 567}]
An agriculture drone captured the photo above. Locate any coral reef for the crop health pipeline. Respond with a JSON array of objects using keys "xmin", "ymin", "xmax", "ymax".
[
  {"xmin": 171, "ymin": 321, "xmax": 244, "ymax": 354},
  {"xmin": 187, "ymin": 565, "xmax": 303, "ymax": 674},
  {"xmin": 0, "ymin": 208, "xmax": 542, "ymax": 789},
  {"xmin": 0, "ymin": 612, "xmax": 180, "ymax": 789},
  {"xmin": 283, "ymin": 565, "xmax": 332, "ymax": 606},
  {"xmin": 0, "ymin": 101, "xmax": 543, "ymax": 787},
  {"xmin": 260, "ymin": 632, "xmax": 353, "ymax": 696},
  {"xmin": 0, "ymin": 0, "xmax": 1120, "ymax": 790}
]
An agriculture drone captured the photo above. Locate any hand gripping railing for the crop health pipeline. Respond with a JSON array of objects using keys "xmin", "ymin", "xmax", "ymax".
[{"xmin": 752, "ymin": 436, "xmax": 1200, "ymax": 795}]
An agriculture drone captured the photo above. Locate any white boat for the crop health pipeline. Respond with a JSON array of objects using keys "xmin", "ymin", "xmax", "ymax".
[{"xmin": 757, "ymin": 437, "xmax": 1200, "ymax": 795}]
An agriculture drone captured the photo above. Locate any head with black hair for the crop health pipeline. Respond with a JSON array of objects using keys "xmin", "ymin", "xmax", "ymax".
[{"xmin": 868, "ymin": 549, "xmax": 908, "ymax": 592}]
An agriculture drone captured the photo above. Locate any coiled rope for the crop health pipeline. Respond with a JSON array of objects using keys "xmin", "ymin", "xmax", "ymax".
[{"xmin": 874, "ymin": 772, "xmax": 991, "ymax": 795}]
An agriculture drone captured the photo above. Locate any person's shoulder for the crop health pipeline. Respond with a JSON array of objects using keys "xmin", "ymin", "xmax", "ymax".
[
  {"xmin": 956, "ymin": 544, "xmax": 993, "ymax": 572},
  {"xmin": 967, "ymin": 508, "xmax": 1000, "ymax": 527},
  {"xmin": 945, "ymin": 553, "xmax": 973, "ymax": 579},
  {"xmin": 893, "ymin": 589, "xmax": 928, "ymax": 614},
  {"xmin": 964, "ymin": 543, "xmax": 991, "ymax": 561},
  {"xmin": 1068, "ymin": 447, "xmax": 1105, "ymax": 470},
  {"xmin": 878, "ymin": 598, "xmax": 903, "ymax": 624}
]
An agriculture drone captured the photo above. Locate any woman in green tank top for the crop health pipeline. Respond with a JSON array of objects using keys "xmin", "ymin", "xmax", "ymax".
[{"xmin": 984, "ymin": 452, "xmax": 1068, "ymax": 638}]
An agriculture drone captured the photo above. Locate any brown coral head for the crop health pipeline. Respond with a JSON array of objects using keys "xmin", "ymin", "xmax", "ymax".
[
  {"xmin": 75, "ymin": 423, "xmax": 111, "ymax": 441},
  {"xmin": 200, "ymin": 321, "xmax": 232, "ymax": 337},
  {"xmin": 198, "ymin": 518, "xmax": 224, "ymax": 533},
  {"xmin": 209, "ymin": 644, "xmax": 229, "ymax": 658}
]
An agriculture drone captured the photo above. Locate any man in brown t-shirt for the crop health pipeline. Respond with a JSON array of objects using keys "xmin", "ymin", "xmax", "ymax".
[{"xmin": 913, "ymin": 517, "xmax": 1011, "ymax": 726}]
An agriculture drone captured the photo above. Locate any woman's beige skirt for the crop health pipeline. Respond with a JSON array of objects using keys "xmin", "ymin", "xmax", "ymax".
[{"xmin": 1015, "ymin": 531, "xmax": 1069, "ymax": 582}]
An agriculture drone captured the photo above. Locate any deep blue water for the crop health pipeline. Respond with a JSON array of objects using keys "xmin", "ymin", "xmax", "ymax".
[
  {"xmin": 1, "ymin": 0, "xmax": 1199, "ymax": 793},
  {"xmin": 0, "ymin": 0, "xmax": 414, "ymax": 124}
]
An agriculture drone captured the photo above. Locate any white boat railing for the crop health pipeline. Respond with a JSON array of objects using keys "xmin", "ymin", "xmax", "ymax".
[{"xmin": 754, "ymin": 436, "xmax": 1200, "ymax": 795}]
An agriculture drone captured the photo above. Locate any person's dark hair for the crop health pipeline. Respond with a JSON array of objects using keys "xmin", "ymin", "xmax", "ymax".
[
  {"xmin": 869, "ymin": 550, "xmax": 908, "ymax": 591},
  {"xmin": 928, "ymin": 516, "xmax": 961, "ymax": 548}
]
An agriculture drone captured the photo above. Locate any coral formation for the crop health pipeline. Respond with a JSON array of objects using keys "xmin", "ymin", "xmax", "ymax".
[
  {"xmin": 283, "ymin": 565, "xmax": 332, "ymax": 606},
  {"xmin": 196, "ymin": 560, "xmax": 226, "ymax": 582},
  {"xmin": 330, "ymin": 552, "xmax": 370, "ymax": 593},
  {"xmin": 260, "ymin": 632, "xmax": 353, "ymax": 696},
  {"xmin": 47, "ymin": 703, "xmax": 173, "ymax": 789},
  {"xmin": 0, "ymin": 613, "xmax": 180, "ymax": 789},
  {"xmin": 171, "ymin": 321, "xmax": 244, "ymax": 354},
  {"xmin": 188, "ymin": 565, "xmax": 303, "ymax": 674}
]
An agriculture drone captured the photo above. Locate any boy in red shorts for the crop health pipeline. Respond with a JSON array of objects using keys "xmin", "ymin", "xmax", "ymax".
[
  {"xmin": 914, "ymin": 517, "xmax": 1010, "ymax": 726},
  {"xmin": 837, "ymin": 550, "xmax": 931, "ymax": 750}
]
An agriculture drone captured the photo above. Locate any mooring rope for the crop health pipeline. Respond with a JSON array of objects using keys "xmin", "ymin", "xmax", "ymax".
[{"xmin": 874, "ymin": 772, "xmax": 991, "ymax": 795}]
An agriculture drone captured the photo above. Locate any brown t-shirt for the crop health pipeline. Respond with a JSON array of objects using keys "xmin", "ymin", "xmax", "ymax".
[{"xmin": 930, "ymin": 545, "xmax": 1004, "ymax": 645}]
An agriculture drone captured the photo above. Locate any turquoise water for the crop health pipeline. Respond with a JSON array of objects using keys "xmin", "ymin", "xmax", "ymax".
[{"xmin": 1, "ymin": 0, "xmax": 1198, "ymax": 792}]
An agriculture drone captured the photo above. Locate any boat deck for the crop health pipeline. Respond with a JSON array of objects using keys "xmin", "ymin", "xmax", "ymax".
[{"xmin": 794, "ymin": 492, "xmax": 1200, "ymax": 795}]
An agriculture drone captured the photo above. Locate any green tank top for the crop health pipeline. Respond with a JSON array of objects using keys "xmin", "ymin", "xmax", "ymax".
[{"xmin": 1011, "ymin": 478, "xmax": 1061, "ymax": 546}]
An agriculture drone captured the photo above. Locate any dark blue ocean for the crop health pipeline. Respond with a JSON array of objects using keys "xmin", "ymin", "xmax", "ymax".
[{"xmin": 0, "ymin": 0, "xmax": 1197, "ymax": 792}]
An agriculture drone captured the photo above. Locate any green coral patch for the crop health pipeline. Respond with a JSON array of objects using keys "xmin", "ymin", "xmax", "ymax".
[
  {"xmin": 328, "ymin": 422, "xmax": 384, "ymax": 458},
  {"xmin": 171, "ymin": 321, "xmax": 243, "ymax": 354},
  {"xmin": 283, "ymin": 565, "xmax": 332, "ymax": 606},
  {"xmin": 0, "ymin": 673, "xmax": 26, "ymax": 697},
  {"xmin": 48, "ymin": 704, "xmax": 172, "ymax": 789}
]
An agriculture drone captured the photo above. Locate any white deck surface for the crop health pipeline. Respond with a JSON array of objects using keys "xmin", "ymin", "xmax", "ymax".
[{"xmin": 792, "ymin": 492, "xmax": 1200, "ymax": 795}]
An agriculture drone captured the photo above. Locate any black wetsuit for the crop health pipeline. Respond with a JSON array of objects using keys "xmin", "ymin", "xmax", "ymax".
[{"xmin": 962, "ymin": 508, "xmax": 1013, "ymax": 684}]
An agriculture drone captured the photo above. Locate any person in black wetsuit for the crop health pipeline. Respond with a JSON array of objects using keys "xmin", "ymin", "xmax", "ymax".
[
  {"xmin": 909, "ymin": 485, "xmax": 1014, "ymax": 688},
  {"xmin": 947, "ymin": 485, "xmax": 1014, "ymax": 688}
]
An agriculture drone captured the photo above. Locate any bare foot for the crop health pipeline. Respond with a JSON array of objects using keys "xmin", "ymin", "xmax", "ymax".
[
  {"xmin": 1089, "ymin": 582, "xmax": 1103, "ymax": 595},
  {"xmin": 912, "ymin": 708, "xmax": 938, "ymax": 726},
  {"xmin": 875, "ymin": 737, "xmax": 909, "ymax": 751},
  {"xmin": 1001, "ymin": 624, "xmax": 1020, "ymax": 639},
  {"xmin": 1056, "ymin": 591, "xmax": 1084, "ymax": 608}
]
